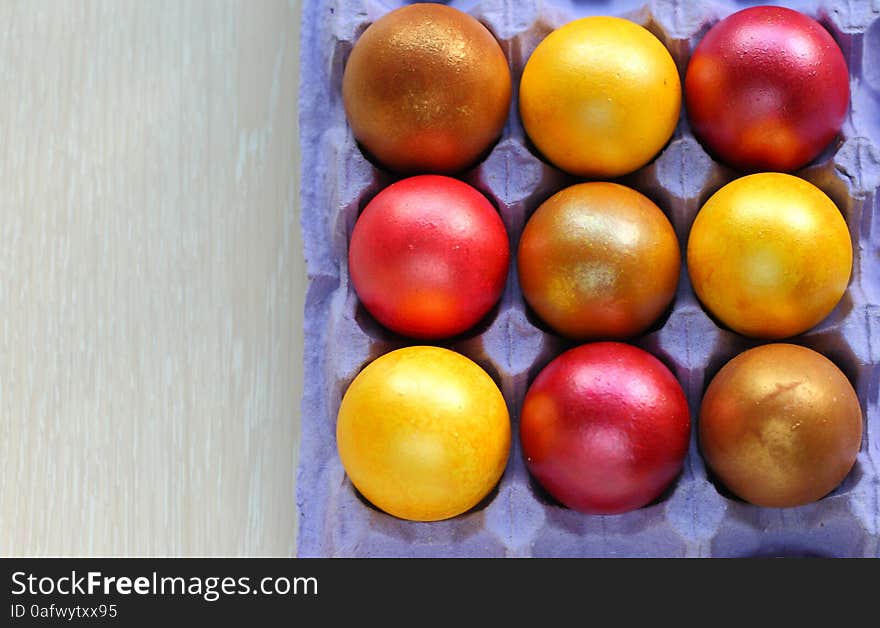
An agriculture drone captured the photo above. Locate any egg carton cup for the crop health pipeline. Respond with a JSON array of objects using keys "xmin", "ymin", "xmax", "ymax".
[{"xmin": 297, "ymin": 0, "xmax": 880, "ymax": 557}]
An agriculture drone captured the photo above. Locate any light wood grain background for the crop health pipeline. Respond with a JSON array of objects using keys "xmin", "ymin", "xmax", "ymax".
[{"xmin": 0, "ymin": 0, "xmax": 305, "ymax": 556}]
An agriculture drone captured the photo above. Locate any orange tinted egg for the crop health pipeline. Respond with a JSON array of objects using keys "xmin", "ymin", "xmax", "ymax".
[{"xmin": 519, "ymin": 16, "xmax": 681, "ymax": 177}]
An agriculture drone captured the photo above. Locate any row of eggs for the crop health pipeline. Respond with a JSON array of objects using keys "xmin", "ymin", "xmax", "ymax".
[
  {"xmin": 343, "ymin": 4, "xmax": 849, "ymax": 176},
  {"xmin": 335, "ymin": 3, "xmax": 862, "ymax": 523},
  {"xmin": 352, "ymin": 173, "xmax": 851, "ymax": 342},
  {"xmin": 339, "ymin": 342, "xmax": 861, "ymax": 520}
]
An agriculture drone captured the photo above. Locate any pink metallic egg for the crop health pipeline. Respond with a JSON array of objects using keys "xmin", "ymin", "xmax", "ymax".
[
  {"xmin": 685, "ymin": 6, "xmax": 849, "ymax": 172},
  {"xmin": 521, "ymin": 342, "xmax": 690, "ymax": 514}
]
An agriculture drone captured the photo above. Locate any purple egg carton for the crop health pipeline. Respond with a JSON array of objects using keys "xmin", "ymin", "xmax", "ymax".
[{"xmin": 297, "ymin": 0, "xmax": 880, "ymax": 557}]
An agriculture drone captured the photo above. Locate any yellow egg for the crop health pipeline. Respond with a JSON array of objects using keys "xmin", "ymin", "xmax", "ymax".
[
  {"xmin": 687, "ymin": 173, "xmax": 852, "ymax": 339},
  {"xmin": 336, "ymin": 346, "xmax": 510, "ymax": 521},
  {"xmin": 519, "ymin": 16, "xmax": 681, "ymax": 178}
]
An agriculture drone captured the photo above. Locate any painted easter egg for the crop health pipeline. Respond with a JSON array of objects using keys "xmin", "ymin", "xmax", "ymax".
[
  {"xmin": 342, "ymin": 4, "xmax": 511, "ymax": 173},
  {"xmin": 520, "ymin": 342, "xmax": 690, "ymax": 514},
  {"xmin": 519, "ymin": 16, "xmax": 681, "ymax": 177},
  {"xmin": 687, "ymin": 173, "xmax": 851, "ymax": 339},
  {"xmin": 685, "ymin": 6, "xmax": 849, "ymax": 171},
  {"xmin": 349, "ymin": 175, "xmax": 509, "ymax": 339},
  {"xmin": 700, "ymin": 344, "xmax": 862, "ymax": 508},
  {"xmin": 337, "ymin": 346, "xmax": 511, "ymax": 521},
  {"xmin": 518, "ymin": 182, "xmax": 680, "ymax": 339}
]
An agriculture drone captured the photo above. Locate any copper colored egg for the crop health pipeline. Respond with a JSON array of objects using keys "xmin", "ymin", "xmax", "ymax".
[
  {"xmin": 700, "ymin": 344, "xmax": 862, "ymax": 508},
  {"xmin": 517, "ymin": 182, "xmax": 680, "ymax": 340},
  {"xmin": 342, "ymin": 4, "xmax": 512, "ymax": 174}
]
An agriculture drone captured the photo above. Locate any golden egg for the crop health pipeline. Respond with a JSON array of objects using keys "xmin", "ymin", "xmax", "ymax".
[
  {"xmin": 336, "ymin": 346, "xmax": 510, "ymax": 521},
  {"xmin": 687, "ymin": 173, "xmax": 852, "ymax": 339},
  {"xmin": 342, "ymin": 4, "xmax": 512, "ymax": 173},
  {"xmin": 700, "ymin": 343, "xmax": 862, "ymax": 508},
  {"xmin": 519, "ymin": 16, "xmax": 681, "ymax": 177},
  {"xmin": 517, "ymin": 182, "xmax": 680, "ymax": 339}
]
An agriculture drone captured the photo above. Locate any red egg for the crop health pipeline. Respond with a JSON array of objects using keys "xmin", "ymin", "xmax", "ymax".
[
  {"xmin": 521, "ymin": 342, "xmax": 690, "ymax": 515},
  {"xmin": 685, "ymin": 6, "xmax": 849, "ymax": 172},
  {"xmin": 349, "ymin": 175, "xmax": 509, "ymax": 339}
]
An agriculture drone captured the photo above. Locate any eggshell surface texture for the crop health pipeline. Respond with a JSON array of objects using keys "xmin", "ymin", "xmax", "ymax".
[
  {"xmin": 518, "ymin": 182, "xmax": 680, "ymax": 340},
  {"xmin": 687, "ymin": 173, "xmax": 851, "ymax": 339},
  {"xmin": 685, "ymin": 5, "xmax": 849, "ymax": 172},
  {"xmin": 342, "ymin": 3, "xmax": 512, "ymax": 173},
  {"xmin": 336, "ymin": 346, "xmax": 511, "ymax": 522},
  {"xmin": 349, "ymin": 175, "xmax": 509, "ymax": 339},
  {"xmin": 519, "ymin": 16, "xmax": 681, "ymax": 178},
  {"xmin": 520, "ymin": 342, "xmax": 690, "ymax": 515},
  {"xmin": 700, "ymin": 343, "xmax": 862, "ymax": 508}
]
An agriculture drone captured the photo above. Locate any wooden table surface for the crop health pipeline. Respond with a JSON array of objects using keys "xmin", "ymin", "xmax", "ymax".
[{"xmin": 0, "ymin": 0, "xmax": 305, "ymax": 556}]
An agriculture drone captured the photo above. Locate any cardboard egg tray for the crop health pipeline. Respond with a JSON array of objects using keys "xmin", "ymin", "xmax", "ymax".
[{"xmin": 297, "ymin": 0, "xmax": 880, "ymax": 557}]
